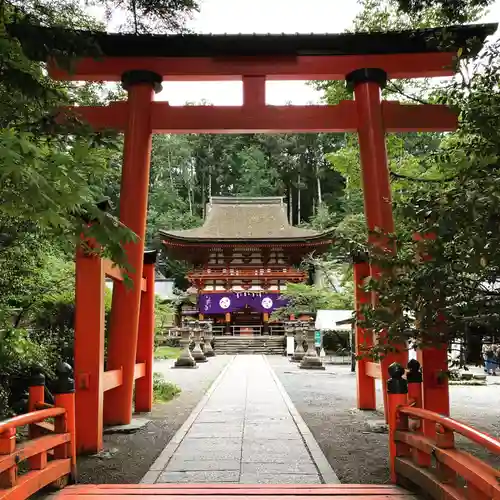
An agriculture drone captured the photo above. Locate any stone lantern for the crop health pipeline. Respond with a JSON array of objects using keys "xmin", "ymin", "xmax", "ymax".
[
  {"xmin": 284, "ymin": 321, "xmax": 296, "ymax": 358},
  {"xmin": 173, "ymin": 326, "xmax": 197, "ymax": 368},
  {"xmin": 191, "ymin": 321, "xmax": 207, "ymax": 363},
  {"xmin": 300, "ymin": 322, "xmax": 325, "ymax": 370},
  {"xmin": 202, "ymin": 321, "xmax": 215, "ymax": 357},
  {"xmin": 292, "ymin": 322, "xmax": 306, "ymax": 362}
]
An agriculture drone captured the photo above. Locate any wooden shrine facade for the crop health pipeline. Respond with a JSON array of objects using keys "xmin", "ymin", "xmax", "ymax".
[{"xmin": 162, "ymin": 197, "xmax": 333, "ymax": 334}]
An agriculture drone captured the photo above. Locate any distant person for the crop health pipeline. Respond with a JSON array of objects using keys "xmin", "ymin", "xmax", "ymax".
[{"xmin": 483, "ymin": 343, "xmax": 496, "ymax": 376}]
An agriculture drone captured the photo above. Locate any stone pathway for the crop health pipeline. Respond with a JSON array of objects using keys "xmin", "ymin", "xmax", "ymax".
[{"xmin": 142, "ymin": 355, "xmax": 338, "ymax": 484}]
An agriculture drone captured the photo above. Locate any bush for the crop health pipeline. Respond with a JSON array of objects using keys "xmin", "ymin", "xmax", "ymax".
[
  {"xmin": 162, "ymin": 337, "xmax": 180, "ymax": 348},
  {"xmin": 152, "ymin": 372, "xmax": 181, "ymax": 403},
  {"xmin": 322, "ymin": 330, "xmax": 350, "ymax": 352},
  {"xmin": 0, "ymin": 328, "xmax": 57, "ymax": 419}
]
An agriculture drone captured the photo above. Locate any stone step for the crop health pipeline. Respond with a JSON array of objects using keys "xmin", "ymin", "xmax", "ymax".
[{"xmin": 213, "ymin": 335, "xmax": 284, "ymax": 354}]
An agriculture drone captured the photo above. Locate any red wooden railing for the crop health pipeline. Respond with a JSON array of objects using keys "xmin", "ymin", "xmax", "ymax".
[
  {"xmin": 387, "ymin": 362, "xmax": 500, "ymax": 500},
  {"xmin": 0, "ymin": 366, "xmax": 76, "ymax": 500}
]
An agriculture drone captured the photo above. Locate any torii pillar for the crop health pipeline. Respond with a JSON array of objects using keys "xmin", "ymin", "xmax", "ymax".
[
  {"xmin": 347, "ymin": 68, "xmax": 408, "ymax": 417},
  {"xmin": 104, "ymin": 70, "xmax": 162, "ymax": 425}
]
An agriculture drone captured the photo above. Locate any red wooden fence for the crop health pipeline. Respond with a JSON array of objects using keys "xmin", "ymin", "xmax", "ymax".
[
  {"xmin": 0, "ymin": 368, "xmax": 76, "ymax": 500},
  {"xmin": 387, "ymin": 361, "xmax": 500, "ymax": 500}
]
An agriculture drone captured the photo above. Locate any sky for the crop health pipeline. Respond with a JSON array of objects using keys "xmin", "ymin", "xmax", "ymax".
[{"xmin": 97, "ymin": 0, "xmax": 500, "ymax": 106}]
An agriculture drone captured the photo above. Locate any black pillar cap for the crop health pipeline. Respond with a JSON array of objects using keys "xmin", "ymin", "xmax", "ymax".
[
  {"xmin": 144, "ymin": 249, "xmax": 158, "ymax": 265},
  {"xmin": 52, "ymin": 361, "xmax": 75, "ymax": 394},
  {"xmin": 346, "ymin": 68, "xmax": 388, "ymax": 91},
  {"xmin": 387, "ymin": 362, "xmax": 408, "ymax": 394},
  {"xmin": 81, "ymin": 198, "xmax": 111, "ymax": 224},
  {"xmin": 121, "ymin": 70, "xmax": 163, "ymax": 93},
  {"xmin": 407, "ymin": 358, "xmax": 423, "ymax": 383},
  {"xmin": 29, "ymin": 365, "xmax": 45, "ymax": 387},
  {"xmin": 352, "ymin": 250, "xmax": 369, "ymax": 264}
]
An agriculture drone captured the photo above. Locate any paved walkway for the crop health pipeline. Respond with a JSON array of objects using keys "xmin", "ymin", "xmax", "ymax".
[{"xmin": 142, "ymin": 355, "xmax": 338, "ymax": 484}]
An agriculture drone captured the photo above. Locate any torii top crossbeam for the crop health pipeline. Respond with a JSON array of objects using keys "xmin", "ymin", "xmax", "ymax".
[{"xmin": 13, "ymin": 23, "xmax": 496, "ymax": 81}]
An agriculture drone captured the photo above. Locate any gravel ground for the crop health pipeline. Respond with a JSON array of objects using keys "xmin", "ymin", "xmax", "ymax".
[
  {"xmin": 268, "ymin": 355, "xmax": 500, "ymax": 485},
  {"xmin": 77, "ymin": 355, "xmax": 232, "ymax": 484}
]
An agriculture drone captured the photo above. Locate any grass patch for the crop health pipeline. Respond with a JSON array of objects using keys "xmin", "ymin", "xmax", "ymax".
[
  {"xmin": 153, "ymin": 372, "xmax": 181, "ymax": 403},
  {"xmin": 154, "ymin": 346, "xmax": 182, "ymax": 359}
]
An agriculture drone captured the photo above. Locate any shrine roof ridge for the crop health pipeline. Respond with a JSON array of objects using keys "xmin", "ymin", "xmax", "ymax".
[
  {"xmin": 8, "ymin": 23, "xmax": 497, "ymax": 59},
  {"xmin": 160, "ymin": 196, "xmax": 334, "ymax": 244}
]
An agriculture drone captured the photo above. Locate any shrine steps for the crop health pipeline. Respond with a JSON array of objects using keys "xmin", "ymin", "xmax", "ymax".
[
  {"xmin": 55, "ymin": 483, "xmax": 418, "ymax": 499},
  {"xmin": 213, "ymin": 335, "xmax": 284, "ymax": 355}
]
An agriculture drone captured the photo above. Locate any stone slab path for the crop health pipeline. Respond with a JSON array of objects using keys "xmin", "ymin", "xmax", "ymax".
[{"xmin": 142, "ymin": 355, "xmax": 338, "ymax": 484}]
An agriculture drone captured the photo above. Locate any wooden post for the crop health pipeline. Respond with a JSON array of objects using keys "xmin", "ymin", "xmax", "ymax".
[
  {"xmin": 353, "ymin": 257, "xmax": 376, "ymax": 410},
  {"xmin": 262, "ymin": 312, "xmax": 269, "ymax": 334},
  {"xmin": 105, "ymin": 70, "xmax": 162, "ymax": 425},
  {"xmin": 74, "ymin": 244, "xmax": 105, "ymax": 454},
  {"xmin": 135, "ymin": 250, "xmax": 156, "ymax": 413},
  {"xmin": 225, "ymin": 312, "xmax": 231, "ymax": 334},
  {"xmin": 406, "ymin": 359, "xmax": 429, "ymax": 467},
  {"xmin": 28, "ymin": 370, "xmax": 46, "ymax": 470},
  {"xmin": 418, "ymin": 343, "xmax": 450, "ymax": 435},
  {"xmin": 53, "ymin": 362, "xmax": 77, "ymax": 481},
  {"xmin": 413, "ymin": 233, "xmax": 450, "ymax": 433},
  {"xmin": 347, "ymin": 68, "xmax": 408, "ymax": 420},
  {"xmin": 386, "ymin": 362, "xmax": 408, "ymax": 484}
]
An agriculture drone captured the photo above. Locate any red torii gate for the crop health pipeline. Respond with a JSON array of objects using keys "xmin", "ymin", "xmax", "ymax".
[{"xmin": 42, "ymin": 23, "xmax": 495, "ymax": 452}]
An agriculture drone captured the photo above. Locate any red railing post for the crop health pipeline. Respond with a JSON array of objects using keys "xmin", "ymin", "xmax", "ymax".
[
  {"xmin": 406, "ymin": 359, "xmax": 430, "ymax": 467},
  {"xmin": 387, "ymin": 362, "xmax": 409, "ymax": 484},
  {"xmin": 53, "ymin": 362, "xmax": 77, "ymax": 482},
  {"xmin": 406, "ymin": 359, "xmax": 422, "ymax": 409},
  {"xmin": 0, "ymin": 427, "xmax": 16, "ymax": 488},
  {"xmin": 135, "ymin": 250, "xmax": 156, "ymax": 413},
  {"xmin": 28, "ymin": 369, "xmax": 47, "ymax": 470}
]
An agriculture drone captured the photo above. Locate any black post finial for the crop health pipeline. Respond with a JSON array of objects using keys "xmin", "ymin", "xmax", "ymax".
[
  {"xmin": 407, "ymin": 359, "xmax": 422, "ymax": 384},
  {"xmin": 387, "ymin": 362, "xmax": 408, "ymax": 394},
  {"xmin": 29, "ymin": 365, "xmax": 45, "ymax": 387},
  {"xmin": 52, "ymin": 361, "xmax": 75, "ymax": 394}
]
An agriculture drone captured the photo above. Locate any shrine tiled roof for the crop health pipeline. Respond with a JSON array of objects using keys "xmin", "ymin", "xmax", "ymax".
[{"xmin": 160, "ymin": 197, "xmax": 334, "ymax": 244}]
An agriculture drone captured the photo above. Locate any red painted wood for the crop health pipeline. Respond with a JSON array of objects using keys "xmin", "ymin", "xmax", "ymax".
[
  {"xmin": 102, "ymin": 369, "xmax": 123, "ymax": 393},
  {"xmin": 55, "ymin": 484, "xmax": 418, "ymax": 498},
  {"xmin": 0, "ymin": 434, "xmax": 70, "ymax": 474},
  {"xmin": 0, "ymin": 409, "xmax": 65, "ymax": 434},
  {"xmin": 0, "ymin": 459, "xmax": 71, "ymax": 500},
  {"xmin": 398, "ymin": 407, "xmax": 500, "ymax": 455},
  {"xmin": 352, "ymin": 79, "xmax": 408, "ymax": 422},
  {"xmin": 354, "ymin": 261, "xmax": 376, "ymax": 410},
  {"xmin": 74, "ymin": 249, "xmax": 105, "ymax": 454},
  {"xmin": 63, "ymin": 101, "xmax": 456, "ymax": 134},
  {"xmin": 104, "ymin": 81, "xmax": 155, "ymax": 426},
  {"xmin": 48, "ymin": 52, "xmax": 455, "ymax": 81},
  {"xmin": 135, "ymin": 263, "xmax": 155, "ymax": 413}
]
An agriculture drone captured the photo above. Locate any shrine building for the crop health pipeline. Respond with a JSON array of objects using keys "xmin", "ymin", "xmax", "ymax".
[{"xmin": 161, "ymin": 196, "xmax": 333, "ymax": 335}]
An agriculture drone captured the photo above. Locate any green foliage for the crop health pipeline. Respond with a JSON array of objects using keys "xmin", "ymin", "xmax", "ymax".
[
  {"xmin": 272, "ymin": 282, "xmax": 353, "ymax": 320},
  {"xmin": 155, "ymin": 297, "xmax": 175, "ymax": 335},
  {"xmin": 154, "ymin": 346, "xmax": 182, "ymax": 360},
  {"xmin": 152, "ymin": 372, "xmax": 181, "ymax": 402},
  {"xmin": 396, "ymin": 0, "xmax": 492, "ymax": 22},
  {"xmin": 97, "ymin": 0, "xmax": 199, "ymax": 34},
  {"xmin": 317, "ymin": 0, "xmax": 500, "ymax": 358}
]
